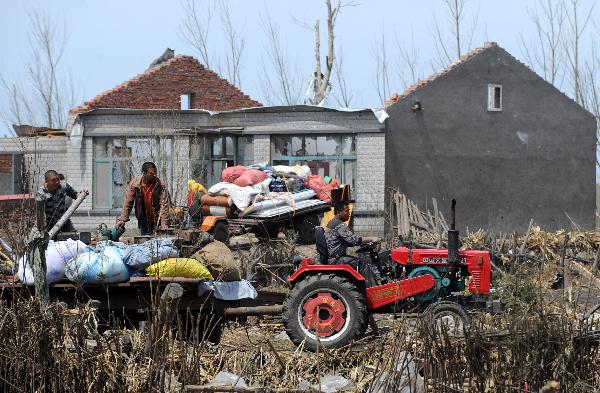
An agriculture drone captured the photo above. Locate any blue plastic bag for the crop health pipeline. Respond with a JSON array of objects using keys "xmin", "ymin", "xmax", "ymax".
[
  {"xmin": 65, "ymin": 241, "xmax": 130, "ymax": 284},
  {"xmin": 122, "ymin": 238, "xmax": 179, "ymax": 269}
]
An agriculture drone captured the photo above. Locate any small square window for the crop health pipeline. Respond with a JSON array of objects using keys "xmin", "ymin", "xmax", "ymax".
[
  {"xmin": 180, "ymin": 93, "xmax": 191, "ymax": 110},
  {"xmin": 487, "ymin": 84, "xmax": 502, "ymax": 112}
]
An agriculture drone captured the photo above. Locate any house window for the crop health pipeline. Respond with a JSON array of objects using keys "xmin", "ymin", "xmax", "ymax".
[
  {"xmin": 0, "ymin": 154, "xmax": 25, "ymax": 195},
  {"xmin": 190, "ymin": 135, "xmax": 254, "ymax": 186},
  {"xmin": 487, "ymin": 84, "xmax": 502, "ymax": 111},
  {"xmin": 93, "ymin": 137, "xmax": 173, "ymax": 209},
  {"xmin": 180, "ymin": 93, "xmax": 191, "ymax": 110},
  {"xmin": 270, "ymin": 135, "xmax": 357, "ymax": 191}
]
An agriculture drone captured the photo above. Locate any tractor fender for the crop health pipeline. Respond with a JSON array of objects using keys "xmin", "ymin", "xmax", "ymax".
[{"xmin": 288, "ymin": 264, "xmax": 365, "ymax": 285}]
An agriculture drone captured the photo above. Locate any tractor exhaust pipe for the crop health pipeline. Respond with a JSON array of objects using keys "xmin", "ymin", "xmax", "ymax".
[{"xmin": 447, "ymin": 199, "xmax": 460, "ymax": 263}]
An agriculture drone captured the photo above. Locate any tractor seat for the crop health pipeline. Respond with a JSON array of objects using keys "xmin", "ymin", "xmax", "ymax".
[{"xmin": 315, "ymin": 226, "xmax": 329, "ymax": 264}]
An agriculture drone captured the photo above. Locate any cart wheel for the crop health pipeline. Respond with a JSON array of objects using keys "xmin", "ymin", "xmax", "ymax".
[
  {"xmin": 282, "ymin": 274, "xmax": 368, "ymax": 351},
  {"xmin": 210, "ymin": 221, "xmax": 230, "ymax": 244},
  {"xmin": 255, "ymin": 223, "xmax": 280, "ymax": 241},
  {"xmin": 422, "ymin": 301, "xmax": 469, "ymax": 335},
  {"xmin": 295, "ymin": 214, "xmax": 320, "ymax": 244}
]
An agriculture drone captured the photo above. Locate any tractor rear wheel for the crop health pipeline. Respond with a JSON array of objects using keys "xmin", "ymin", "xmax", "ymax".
[
  {"xmin": 282, "ymin": 273, "xmax": 368, "ymax": 351},
  {"xmin": 422, "ymin": 301, "xmax": 469, "ymax": 335}
]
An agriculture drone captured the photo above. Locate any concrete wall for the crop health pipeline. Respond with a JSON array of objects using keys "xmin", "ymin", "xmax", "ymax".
[
  {"xmin": 385, "ymin": 45, "xmax": 597, "ymax": 232},
  {"xmin": 354, "ymin": 133, "xmax": 385, "ymax": 236},
  {"xmin": 1, "ymin": 107, "xmax": 386, "ymax": 234}
]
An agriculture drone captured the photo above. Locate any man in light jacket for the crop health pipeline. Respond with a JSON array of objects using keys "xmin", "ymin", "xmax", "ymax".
[{"xmin": 117, "ymin": 162, "xmax": 169, "ymax": 235}]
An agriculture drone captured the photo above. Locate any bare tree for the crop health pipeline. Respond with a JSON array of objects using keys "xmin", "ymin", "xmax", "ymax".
[
  {"xmin": 258, "ymin": 9, "xmax": 304, "ymax": 106},
  {"xmin": 564, "ymin": 0, "xmax": 596, "ymax": 104},
  {"xmin": 179, "ymin": 0, "xmax": 216, "ymax": 69},
  {"xmin": 432, "ymin": 0, "xmax": 480, "ymax": 67},
  {"xmin": 395, "ymin": 29, "xmax": 426, "ymax": 90},
  {"xmin": 374, "ymin": 31, "xmax": 391, "ymax": 106},
  {"xmin": 331, "ymin": 44, "xmax": 355, "ymax": 107},
  {"xmin": 218, "ymin": 0, "xmax": 245, "ymax": 88},
  {"xmin": 520, "ymin": 0, "xmax": 567, "ymax": 86},
  {"xmin": 0, "ymin": 9, "xmax": 78, "ymax": 131},
  {"xmin": 179, "ymin": 0, "xmax": 245, "ymax": 88}
]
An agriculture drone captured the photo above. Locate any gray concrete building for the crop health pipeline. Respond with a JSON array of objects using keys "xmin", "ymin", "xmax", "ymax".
[
  {"xmin": 385, "ymin": 42, "xmax": 597, "ymax": 232},
  {"xmin": 0, "ymin": 54, "xmax": 385, "ymax": 235}
]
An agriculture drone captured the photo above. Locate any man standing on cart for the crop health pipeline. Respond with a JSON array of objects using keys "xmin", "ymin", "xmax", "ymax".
[{"xmin": 117, "ymin": 162, "xmax": 169, "ymax": 235}]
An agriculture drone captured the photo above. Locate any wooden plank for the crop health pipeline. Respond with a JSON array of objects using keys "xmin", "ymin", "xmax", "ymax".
[{"xmin": 432, "ymin": 198, "xmax": 440, "ymax": 232}]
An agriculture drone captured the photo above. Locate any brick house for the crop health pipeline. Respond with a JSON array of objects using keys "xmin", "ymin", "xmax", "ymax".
[
  {"xmin": 0, "ymin": 53, "xmax": 385, "ymax": 235},
  {"xmin": 385, "ymin": 42, "xmax": 596, "ymax": 232}
]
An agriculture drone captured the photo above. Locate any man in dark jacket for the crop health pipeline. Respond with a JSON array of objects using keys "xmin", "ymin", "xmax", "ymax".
[
  {"xmin": 37, "ymin": 170, "xmax": 83, "ymax": 234},
  {"xmin": 325, "ymin": 201, "xmax": 380, "ymax": 286},
  {"xmin": 117, "ymin": 162, "xmax": 169, "ymax": 235}
]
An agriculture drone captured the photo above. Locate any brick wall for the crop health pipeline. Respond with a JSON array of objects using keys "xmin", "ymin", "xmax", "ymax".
[
  {"xmin": 354, "ymin": 133, "xmax": 386, "ymax": 236},
  {"xmin": 71, "ymin": 56, "xmax": 260, "ymax": 115}
]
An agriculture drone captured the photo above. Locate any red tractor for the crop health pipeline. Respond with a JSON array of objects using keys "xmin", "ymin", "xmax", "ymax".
[{"xmin": 282, "ymin": 200, "xmax": 492, "ymax": 351}]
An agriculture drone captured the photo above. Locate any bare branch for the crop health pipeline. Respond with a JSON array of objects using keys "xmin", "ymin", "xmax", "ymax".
[
  {"xmin": 258, "ymin": 8, "xmax": 304, "ymax": 105},
  {"xmin": 373, "ymin": 31, "xmax": 391, "ymax": 107},
  {"xmin": 520, "ymin": 0, "xmax": 567, "ymax": 86},
  {"xmin": 218, "ymin": 0, "xmax": 245, "ymax": 88},
  {"xmin": 331, "ymin": 44, "xmax": 354, "ymax": 107},
  {"xmin": 179, "ymin": 0, "xmax": 215, "ymax": 69},
  {"xmin": 432, "ymin": 0, "xmax": 479, "ymax": 68}
]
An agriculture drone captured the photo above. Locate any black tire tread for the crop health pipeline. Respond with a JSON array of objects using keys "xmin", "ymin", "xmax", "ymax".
[
  {"xmin": 282, "ymin": 273, "xmax": 368, "ymax": 351},
  {"xmin": 422, "ymin": 301, "xmax": 470, "ymax": 328}
]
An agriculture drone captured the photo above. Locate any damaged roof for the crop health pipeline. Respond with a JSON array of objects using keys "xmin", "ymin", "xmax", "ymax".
[{"xmin": 70, "ymin": 54, "xmax": 261, "ymax": 115}]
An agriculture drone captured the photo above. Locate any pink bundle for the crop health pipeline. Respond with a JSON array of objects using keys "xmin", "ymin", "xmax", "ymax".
[
  {"xmin": 222, "ymin": 166, "xmax": 246, "ymax": 183},
  {"xmin": 233, "ymin": 169, "xmax": 268, "ymax": 187},
  {"xmin": 305, "ymin": 175, "xmax": 334, "ymax": 203}
]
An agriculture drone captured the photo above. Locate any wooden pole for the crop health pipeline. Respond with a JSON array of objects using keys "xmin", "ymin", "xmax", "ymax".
[
  {"xmin": 32, "ymin": 196, "xmax": 49, "ymax": 308},
  {"xmin": 47, "ymin": 191, "xmax": 89, "ymax": 239}
]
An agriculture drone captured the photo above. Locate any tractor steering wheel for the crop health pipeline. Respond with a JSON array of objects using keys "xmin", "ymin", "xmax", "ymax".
[{"xmin": 356, "ymin": 241, "xmax": 380, "ymax": 254}]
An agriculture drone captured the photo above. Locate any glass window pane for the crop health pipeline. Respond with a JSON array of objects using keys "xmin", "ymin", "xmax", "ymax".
[
  {"xmin": 237, "ymin": 136, "xmax": 254, "ymax": 165},
  {"xmin": 341, "ymin": 136, "xmax": 356, "ymax": 155},
  {"xmin": 317, "ymin": 136, "xmax": 340, "ymax": 156},
  {"xmin": 344, "ymin": 160, "xmax": 356, "ymax": 191},
  {"xmin": 93, "ymin": 161, "xmax": 111, "ymax": 208},
  {"xmin": 190, "ymin": 136, "xmax": 210, "ymax": 160},
  {"xmin": 0, "ymin": 154, "xmax": 13, "ymax": 195},
  {"xmin": 304, "ymin": 137, "xmax": 317, "ymax": 155},
  {"xmin": 225, "ymin": 136, "xmax": 234, "ymax": 156},
  {"xmin": 291, "ymin": 136, "xmax": 304, "ymax": 156},
  {"xmin": 94, "ymin": 138, "xmax": 111, "ymax": 158},
  {"xmin": 271, "ymin": 136, "xmax": 288, "ymax": 157},
  {"xmin": 212, "ymin": 137, "xmax": 223, "ymax": 156}
]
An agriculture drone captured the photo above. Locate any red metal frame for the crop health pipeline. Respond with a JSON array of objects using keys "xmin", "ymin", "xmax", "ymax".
[
  {"xmin": 365, "ymin": 274, "xmax": 435, "ymax": 309},
  {"xmin": 288, "ymin": 259, "xmax": 366, "ymax": 283},
  {"xmin": 390, "ymin": 247, "xmax": 491, "ymax": 295}
]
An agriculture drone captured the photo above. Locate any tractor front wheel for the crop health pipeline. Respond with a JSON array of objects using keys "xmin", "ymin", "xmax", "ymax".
[{"xmin": 282, "ymin": 274, "xmax": 368, "ymax": 352}]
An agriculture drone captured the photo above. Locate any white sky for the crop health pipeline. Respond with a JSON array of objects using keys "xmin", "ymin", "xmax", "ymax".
[{"xmin": 0, "ymin": 0, "xmax": 598, "ymax": 136}]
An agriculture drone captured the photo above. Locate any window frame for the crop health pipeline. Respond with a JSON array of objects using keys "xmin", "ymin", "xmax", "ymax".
[
  {"xmin": 487, "ymin": 84, "xmax": 503, "ymax": 112},
  {"xmin": 270, "ymin": 134, "xmax": 357, "ymax": 191},
  {"xmin": 189, "ymin": 134, "xmax": 254, "ymax": 186},
  {"xmin": 93, "ymin": 137, "xmax": 173, "ymax": 210}
]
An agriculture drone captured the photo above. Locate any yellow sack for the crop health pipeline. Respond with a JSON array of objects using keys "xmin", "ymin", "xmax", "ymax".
[{"xmin": 146, "ymin": 258, "xmax": 213, "ymax": 280}]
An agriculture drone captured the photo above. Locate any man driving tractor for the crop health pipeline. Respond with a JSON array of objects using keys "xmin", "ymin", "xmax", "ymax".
[{"xmin": 325, "ymin": 201, "xmax": 381, "ymax": 286}]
